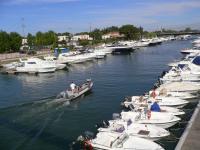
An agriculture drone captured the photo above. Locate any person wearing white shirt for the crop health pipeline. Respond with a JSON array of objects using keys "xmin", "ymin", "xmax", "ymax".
[{"xmin": 70, "ymin": 82, "xmax": 76, "ymax": 92}]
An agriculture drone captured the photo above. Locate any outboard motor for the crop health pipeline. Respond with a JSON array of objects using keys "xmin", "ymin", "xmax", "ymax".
[
  {"xmin": 56, "ymin": 91, "xmax": 66, "ymax": 99},
  {"xmin": 102, "ymin": 120, "xmax": 109, "ymax": 127},
  {"xmin": 128, "ymin": 104, "xmax": 135, "ymax": 111},
  {"xmin": 124, "ymin": 96, "xmax": 132, "ymax": 102},
  {"xmin": 161, "ymin": 70, "xmax": 167, "ymax": 77},
  {"xmin": 84, "ymin": 131, "xmax": 94, "ymax": 140},
  {"xmin": 95, "ymin": 120, "xmax": 109, "ymax": 128},
  {"xmin": 113, "ymin": 113, "xmax": 120, "ymax": 120}
]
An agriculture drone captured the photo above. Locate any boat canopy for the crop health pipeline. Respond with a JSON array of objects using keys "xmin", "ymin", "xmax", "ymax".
[{"xmin": 192, "ymin": 56, "xmax": 200, "ymax": 66}]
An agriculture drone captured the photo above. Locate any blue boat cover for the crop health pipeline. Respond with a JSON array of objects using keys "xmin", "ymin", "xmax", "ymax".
[
  {"xmin": 151, "ymin": 102, "xmax": 161, "ymax": 112},
  {"xmin": 192, "ymin": 56, "xmax": 200, "ymax": 66}
]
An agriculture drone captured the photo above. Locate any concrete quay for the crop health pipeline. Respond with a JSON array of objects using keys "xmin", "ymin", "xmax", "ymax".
[{"xmin": 175, "ymin": 101, "xmax": 200, "ymax": 150}]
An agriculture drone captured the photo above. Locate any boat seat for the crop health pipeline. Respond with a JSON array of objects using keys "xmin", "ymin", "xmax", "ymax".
[{"xmin": 137, "ymin": 130, "xmax": 150, "ymax": 135}]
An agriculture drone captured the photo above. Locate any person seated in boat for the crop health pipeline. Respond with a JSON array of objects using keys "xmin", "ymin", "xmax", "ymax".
[
  {"xmin": 70, "ymin": 82, "xmax": 76, "ymax": 93},
  {"xmin": 150, "ymin": 101, "xmax": 161, "ymax": 112}
]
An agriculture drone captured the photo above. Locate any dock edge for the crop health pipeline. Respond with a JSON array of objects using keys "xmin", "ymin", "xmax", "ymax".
[{"xmin": 175, "ymin": 101, "xmax": 200, "ymax": 150}]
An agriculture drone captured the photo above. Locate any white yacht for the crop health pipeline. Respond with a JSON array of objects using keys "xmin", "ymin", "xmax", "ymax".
[
  {"xmin": 90, "ymin": 132, "xmax": 164, "ymax": 150},
  {"xmin": 16, "ymin": 58, "xmax": 56, "ymax": 73},
  {"xmin": 98, "ymin": 119, "xmax": 170, "ymax": 141}
]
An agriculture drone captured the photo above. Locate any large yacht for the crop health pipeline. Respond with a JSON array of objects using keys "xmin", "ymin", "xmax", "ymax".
[{"xmin": 16, "ymin": 58, "xmax": 56, "ymax": 73}]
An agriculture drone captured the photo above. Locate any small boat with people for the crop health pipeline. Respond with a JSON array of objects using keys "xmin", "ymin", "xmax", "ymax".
[{"xmin": 56, "ymin": 79, "xmax": 93, "ymax": 102}]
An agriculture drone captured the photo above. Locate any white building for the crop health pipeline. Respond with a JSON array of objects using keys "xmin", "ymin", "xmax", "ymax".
[
  {"xmin": 102, "ymin": 32, "xmax": 124, "ymax": 40},
  {"xmin": 22, "ymin": 38, "xmax": 28, "ymax": 45},
  {"xmin": 58, "ymin": 35, "xmax": 69, "ymax": 42},
  {"xmin": 72, "ymin": 34, "xmax": 93, "ymax": 41}
]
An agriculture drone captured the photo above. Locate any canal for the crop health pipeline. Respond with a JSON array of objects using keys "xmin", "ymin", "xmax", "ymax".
[{"xmin": 0, "ymin": 40, "xmax": 193, "ymax": 150}]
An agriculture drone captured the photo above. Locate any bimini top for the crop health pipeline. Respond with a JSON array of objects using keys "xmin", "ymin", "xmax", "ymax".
[{"xmin": 192, "ymin": 56, "xmax": 200, "ymax": 65}]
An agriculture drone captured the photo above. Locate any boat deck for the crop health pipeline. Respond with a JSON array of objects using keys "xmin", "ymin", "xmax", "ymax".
[{"xmin": 175, "ymin": 102, "xmax": 200, "ymax": 150}]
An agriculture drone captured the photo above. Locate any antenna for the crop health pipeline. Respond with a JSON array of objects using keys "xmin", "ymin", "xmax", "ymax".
[
  {"xmin": 89, "ymin": 23, "xmax": 92, "ymax": 33},
  {"xmin": 21, "ymin": 17, "xmax": 26, "ymax": 37}
]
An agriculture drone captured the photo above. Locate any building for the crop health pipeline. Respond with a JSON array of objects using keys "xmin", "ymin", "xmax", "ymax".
[
  {"xmin": 58, "ymin": 35, "xmax": 69, "ymax": 42},
  {"xmin": 22, "ymin": 38, "xmax": 28, "ymax": 45},
  {"xmin": 57, "ymin": 35, "xmax": 70, "ymax": 47},
  {"xmin": 102, "ymin": 32, "xmax": 124, "ymax": 40},
  {"xmin": 72, "ymin": 34, "xmax": 93, "ymax": 41}
]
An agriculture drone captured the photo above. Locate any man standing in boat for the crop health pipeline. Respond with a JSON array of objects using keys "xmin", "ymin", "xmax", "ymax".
[{"xmin": 70, "ymin": 82, "xmax": 76, "ymax": 93}]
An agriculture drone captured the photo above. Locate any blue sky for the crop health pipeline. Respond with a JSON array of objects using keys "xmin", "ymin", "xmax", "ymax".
[{"xmin": 0, "ymin": 0, "xmax": 200, "ymax": 35}]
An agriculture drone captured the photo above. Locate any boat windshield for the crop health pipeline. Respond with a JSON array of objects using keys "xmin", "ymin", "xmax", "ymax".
[
  {"xmin": 27, "ymin": 62, "xmax": 36, "ymax": 64},
  {"xmin": 113, "ymin": 134, "xmax": 128, "ymax": 148},
  {"xmin": 192, "ymin": 56, "xmax": 200, "ymax": 66}
]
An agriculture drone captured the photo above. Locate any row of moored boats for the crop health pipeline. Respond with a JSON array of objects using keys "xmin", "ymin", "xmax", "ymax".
[
  {"xmin": 76, "ymin": 36, "xmax": 200, "ymax": 150},
  {"xmin": 1, "ymin": 36, "xmax": 178, "ymax": 74}
]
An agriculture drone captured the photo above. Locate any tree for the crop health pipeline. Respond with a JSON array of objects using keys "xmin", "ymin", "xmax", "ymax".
[
  {"xmin": 79, "ymin": 39, "xmax": 89, "ymax": 46},
  {"xmin": 27, "ymin": 33, "xmax": 35, "ymax": 47},
  {"xmin": 0, "ymin": 31, "xmax": 10, "ymax": 53},
  {"xmin": 90, "ymin": 28, "xmax": 102, "ymax": 43},
  {"xmin": 184, "ymin": 27, "xmax": 192, "ymax": 32},
  {"xmin": 119, "ymin": 24, "xmax": 140, "ymax": 40},
  {"xmin": 9, "ymin": 32, "xmax": 22, "ymax": 52},
  {"xmin": 102, "ymin": 26, "xmax": 119, "ymax": 34}
]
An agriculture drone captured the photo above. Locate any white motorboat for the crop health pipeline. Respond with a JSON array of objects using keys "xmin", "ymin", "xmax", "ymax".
[
  {"xmin": 192, "ymin": 38, "xmax": 200, "ymax": 44},
  {"xmin": 97, "ymin": 46, "xmax": 113, "ymax": 54},
  {"xmin": 156, "ymin": 82, "xmax": 200, "ymax": 93},
  {"xmin": 123, "ymin": 95, "xmax": 189, "ymax": 109},
  {"xmin": 153, "ymin": 106, "xmax": 185, "ymax": 116},
  {"xmin": 150, "ymin": 89, "xmax": 198, "ymax": 100},
  {"xmin": 98, "ymin": 119, "xmax": 170, "ymax": 141},
  {"xmin": 16, "ymin": 58, "xmax": 56, "ymax": 73},
  {"xmin": 107, "ymin": 45, "xmax": 133, "ymax": 54},
  {"xmin": 90, "ymin": 49, "xmax": 107, "ymax": 59},
  {"xmin": 89, "ymin": 132, "xmax": 164, "ymax": 150},
  {"xmin": 120, "ymin": 111, "xmax": 181, "ymax": 129},
  {"xmin": 2, "ymin": 62, "xmax": 20, "ymax": 70},
  {"xmin": 127, "ymin": 101, "xmax": 185, "ymax": 116},
  {"xmin": 57, "ymin": 51, "xmax": 95, "ymax": 64},
  {"xmin": 43, "ymin": 55, "xmax": 66, "ymax": 70},
  {"xmin": 160, "ymin": 66, "xmax": 200, "ymax": 83},
  {"xmin": 180, "ymin": 48, "xmax": 200, "ymax": 54}
]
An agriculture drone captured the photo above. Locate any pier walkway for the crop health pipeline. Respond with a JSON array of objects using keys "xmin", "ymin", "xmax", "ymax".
[{"xmin": 175, "ymin": 102, "xmax": 200, "ymax": 150}]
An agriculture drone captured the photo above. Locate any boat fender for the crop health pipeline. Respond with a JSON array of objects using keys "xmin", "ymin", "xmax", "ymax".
[{"xmin": 147, "ymin": 110, "xmax": 151, "ymax": 120}]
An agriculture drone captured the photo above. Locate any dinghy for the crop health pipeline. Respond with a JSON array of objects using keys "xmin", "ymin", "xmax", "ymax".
[{"xmin": 56, "ymin": 79, "xmax": 93, "ymax": 102}]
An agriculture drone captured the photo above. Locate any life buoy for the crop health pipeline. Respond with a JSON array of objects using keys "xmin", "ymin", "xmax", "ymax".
[
  {"xmin": 147, "ymin": 110, "xmax": 151, "ymax": 120},
  {"xmin": 84, "ymin": 140, "xmax": 93, "ymax": 150}
]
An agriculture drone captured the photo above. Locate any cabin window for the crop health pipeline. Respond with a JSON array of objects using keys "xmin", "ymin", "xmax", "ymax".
[
  {"xmin": 27, "ymin": 62, "xmax": 36, "ymax": 64},
  {"xmin": 192, "ymin": 56, "xmax": 200, "ymax": 66}
]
